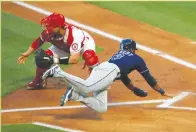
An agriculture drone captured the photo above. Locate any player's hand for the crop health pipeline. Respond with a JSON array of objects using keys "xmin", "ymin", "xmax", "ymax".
[
  {"xmin": 162, "ymin": 93, "xmax": 173, "ymax": 98},
  {"xmin": 133, "ymin": 87, "xmax": 148, "ymax": 97},
  {"xmin": 17, "ymin": 53, "xmax": 29, "ymax": 64}
]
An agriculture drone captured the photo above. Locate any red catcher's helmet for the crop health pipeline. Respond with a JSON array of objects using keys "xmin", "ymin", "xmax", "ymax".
[
  {"xmin": 82, "ymin": 50, "xmax": 99, "ymax": 70},
  {"xmin": 41, "ymin": 12, "xmax": 66, "ymax": 32}
]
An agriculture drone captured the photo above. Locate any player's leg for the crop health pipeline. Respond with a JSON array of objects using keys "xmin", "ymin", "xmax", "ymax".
[
  {"xmin": 27, "ymin": 48, "xmax": 54, "ymax": 90},
  {"xmin": 43, "ymin": 64, "xmax": 92, "ymax": 93},
  {"xmin": 48, "ymin": 45, "xmax": 70, "ymax": 58},
  {"xmin": 43, "ymin": 62, "xmax": 119, "ymax": 93},
  {"xmin": 63, "ymin": 89, "xmax": 108, "ymax": 113},
  {"xmin": 81, "ymin": 90, "xmax": 108, "ymax": 113}
]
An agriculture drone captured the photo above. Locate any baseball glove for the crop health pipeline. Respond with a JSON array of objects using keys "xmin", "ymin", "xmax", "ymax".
[{"xmin": 34, "ymin": 48, "xmax": 54, "ymax": 69}]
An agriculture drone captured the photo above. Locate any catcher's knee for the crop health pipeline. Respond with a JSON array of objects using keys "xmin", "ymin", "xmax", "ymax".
[{"xmin": 45, "ymin": 49, "xmax": 54, "ymax": 56}]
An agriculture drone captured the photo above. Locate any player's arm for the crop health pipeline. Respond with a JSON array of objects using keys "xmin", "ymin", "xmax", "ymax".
[
  {"xmin": 120, "ymin": 74, "xmax": 147, "ymax": 97},
  {"xmin": 24, "ymin": 30, "xmax": 49, "ymax": 56},
  {"xmin": 28, "ymin": 37, "xmax": 45, "ymax": 54},
  {"xmin": 137, "ymin": 58, "xmax": 172, "ymax": 97},
  {"xmin": 120, "ymin": 74, "xmax": 134, "ymax": 90},
  {"xmin": 68, "ymin": 30, "xmax": 84, "ymax": 64},
  {"xmin": 53, "ymin": 31, "xmax": 83, "ymax": 65},
  {"xmin": 52, "ymin": 52, "xmax": 80, "ymax": 65},
  {"xmin": 47, "ymin": 46, "xmax": 81, "ymax": 65},
  {"xmin": 17, "ymin": 37, "xmax": 44, "ymax": 64},
  {"xmin": 140, "ymin": 70, "xmax": 164, "ymax": 94}
]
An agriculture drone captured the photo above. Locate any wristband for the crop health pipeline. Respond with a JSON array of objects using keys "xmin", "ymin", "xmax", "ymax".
[{"xmin": 59, "ymin": 56, "xmax": 70, "ymax": 65}]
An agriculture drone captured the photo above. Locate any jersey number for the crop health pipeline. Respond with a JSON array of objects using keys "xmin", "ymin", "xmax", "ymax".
[{"xmin": 111, "ymin": 50, "xmax": 133, "ymax": 60}]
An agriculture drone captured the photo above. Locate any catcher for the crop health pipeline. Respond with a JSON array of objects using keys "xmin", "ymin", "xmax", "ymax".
[
  {"xmin": 40, "ymin": 38, "xmax": 172, "ymax": 113},
  {"xmin": 17, "ymin": 12, "xmax": 96, "ymax": 90}
]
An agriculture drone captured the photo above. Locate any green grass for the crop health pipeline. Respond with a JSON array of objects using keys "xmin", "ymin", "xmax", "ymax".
[
  {"xmin": 2, "ymin": 11, "xmax": 44, "ymax": 96},
  {"xmin": 1, "ymin": 124, "xmax": 65, "ymax": 132},
  {"xmin": 1, "ymin": 12, "xmax": 103, "ymax": 97},
  {"xmin": 89, "ymin": 1, "xmax": 196, "ymax": 40}
]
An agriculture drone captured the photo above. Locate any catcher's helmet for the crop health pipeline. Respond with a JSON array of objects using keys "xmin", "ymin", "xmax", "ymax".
[
  {"xmin": 82, "ymin": 50, "xmax": 99, "ymax": 69},
  {"xmin": 120, "ymin": 38, "xmax": 138, "ymax": 51},
  {"xmin": 41, "ymin": 12, "xmax": 66, "ymax": 32}
]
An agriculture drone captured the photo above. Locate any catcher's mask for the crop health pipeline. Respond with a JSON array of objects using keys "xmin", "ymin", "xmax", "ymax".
[
  {"xmin": 41, "ymin": 12, "xmax": 66, "ymax": 32},
  {"xmin": 82, "ymin": 50, "xmax": 99, "ymax": 69}
]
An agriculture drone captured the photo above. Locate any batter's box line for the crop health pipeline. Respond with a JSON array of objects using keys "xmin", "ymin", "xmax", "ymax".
[{"xmin": 156, "ymin": 91, "xmax": 196, "ymax": 111}]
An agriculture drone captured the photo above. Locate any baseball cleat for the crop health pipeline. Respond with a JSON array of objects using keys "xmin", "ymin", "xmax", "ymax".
[
  {"xmin": 42, "ymin": 65, "xmax": 61, "ymax": 80},
  {"xmin": 60, "ymin": 86, "xmax": 74, "ymax": 106},
  {"xmin": 26, "ymin": 80, "xmax": 46, "ymax": 90}
]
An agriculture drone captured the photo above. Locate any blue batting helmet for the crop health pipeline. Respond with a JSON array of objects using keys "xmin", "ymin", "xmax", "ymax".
[{"xmin": 120, "ymin": 38, "xmax": 137, "ymax": 50}]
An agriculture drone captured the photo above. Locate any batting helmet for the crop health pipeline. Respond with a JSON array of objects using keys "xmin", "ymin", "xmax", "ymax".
[
  {"xmin": 41, "ymin": 12, "xmax": 66, "ymax": 32},
  {"xmin": 120, "ymin": 38, "xmax": 138, "ymax": 51},
  {"xmin": 82, "ymin": 50, "xmax": 99, "ymax": 69}
]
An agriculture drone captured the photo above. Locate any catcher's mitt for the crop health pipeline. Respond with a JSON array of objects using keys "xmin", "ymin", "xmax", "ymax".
[{"xmin": 34, "ymin": 48, "xmax": 54, "ymax": 69}]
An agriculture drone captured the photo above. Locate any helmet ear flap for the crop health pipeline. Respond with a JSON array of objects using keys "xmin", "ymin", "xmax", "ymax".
[
  {"xmin": 40, "ymin": 17, "xmax": 53, "ymax": 31},
  {"xmin": 120, "ymin": 43, "xmax": 124, "ymax": 50},
  {"xmin": 41, "ymin": 18, "xmax": 47, "ymax": 30},
  {"xmin": 82, "ymin": 50, "xmax": 96, "ymax": 60},
  {"xmin": 82, "ymin": 50, "xmax": 99, "ymax": 69}
]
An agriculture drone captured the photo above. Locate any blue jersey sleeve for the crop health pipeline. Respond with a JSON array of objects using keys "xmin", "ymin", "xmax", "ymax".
[
  {"xmin": 136, "ymin": 56, "xmax": 158, "ymax": 87},
  {"xmin": 136, "ymin": 57, "xmax": 149, "ymax": 74}
]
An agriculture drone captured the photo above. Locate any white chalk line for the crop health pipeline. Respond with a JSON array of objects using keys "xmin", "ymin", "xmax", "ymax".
[
  {"xmin": 190, "ymin": 41, "xmax": 196, "ymax": 44},
  {"xmin": 12, "ymin": 1, "xmax": 196, "ymax": 70},
  {"xmin": 157, "ymin": 92, "xmax": 196, "ymax": 111},
  {"xmin": 166, "ymin": 106, "xmax": 196, "ymax": 111},
  {"xmin": 189, "ymin": 92, "xmax": 196, "ymax": 95},
  {"xmin": 1, "ymin": 92, "xmax": 196, "ymax": 113},
  {"xmin": 33, "ymin": 122, "xmax": 85, "ymax": 132},
  {"xmin": 2, "ymin": 92, "xmax": 196, "ymax": 113},
  {"xmin": 1, "ymin": 99, "xmax": 166, "ymax": 113},
  {"xmin": 157, "ymin": 92, "xmax": 190, "ymax": 108}
]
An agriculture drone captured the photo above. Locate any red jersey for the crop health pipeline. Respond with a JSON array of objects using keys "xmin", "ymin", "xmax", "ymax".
[{"xmin": 31, "ymin": 24, "xmax": 87, "ymax": 55}]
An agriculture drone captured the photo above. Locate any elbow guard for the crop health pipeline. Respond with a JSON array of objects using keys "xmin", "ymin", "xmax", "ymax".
[{"xmin": 142, "ymin": 71, "xmax": 157, "ymax": 87}]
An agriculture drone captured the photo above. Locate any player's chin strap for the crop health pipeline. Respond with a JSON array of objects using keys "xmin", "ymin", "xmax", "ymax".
[{"xmin": 82, "ymin": 62, "xmax": 87, "ymax": 69}]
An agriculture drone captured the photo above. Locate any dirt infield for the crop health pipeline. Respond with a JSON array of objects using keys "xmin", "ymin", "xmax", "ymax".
[{"xmin": 2, "ymin": 2, "xmax": 196, "ymax": 132}]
